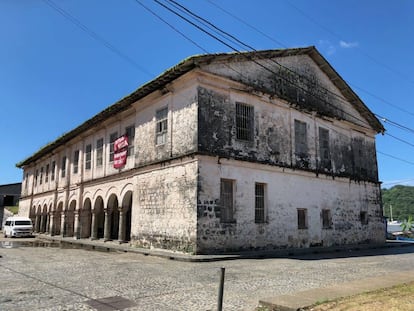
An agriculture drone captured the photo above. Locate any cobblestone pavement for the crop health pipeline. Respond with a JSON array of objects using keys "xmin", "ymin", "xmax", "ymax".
[{"xmin": 1, "ymin": 239, "xmax": 414, "ymax": 311}]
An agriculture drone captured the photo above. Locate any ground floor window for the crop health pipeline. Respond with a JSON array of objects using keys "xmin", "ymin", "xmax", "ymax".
[
  {"xmin": 297, "ymin": 208, "xmax": 308, "ymax": 229},
  {"xmin": 255, "ymin": 183, "xmax": 266, "ymax": 223},
  {"xmin": 220, "ymin": 179, "xmax": 234, "ymax": 223},
  {"xmin": 322, "ymin": 209, "xmax": 332, "ymax": 229}
]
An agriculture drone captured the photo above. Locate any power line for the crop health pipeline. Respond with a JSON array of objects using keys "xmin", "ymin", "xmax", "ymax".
[
  {"xmin": 377, "ymin": 151, "xmax": 414, "ymax": 166},
  {"xmin": 43, "ymin": 0, "xmax": 154, "ymax": 78}
]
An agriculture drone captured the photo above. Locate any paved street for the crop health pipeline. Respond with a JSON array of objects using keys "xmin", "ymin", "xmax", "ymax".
[{"xmin": 1, "ymin": 239, "xmax": 414, "ymax": 311}]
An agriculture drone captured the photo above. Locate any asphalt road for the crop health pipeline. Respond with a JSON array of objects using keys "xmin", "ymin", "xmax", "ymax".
[{"xmin": 1, "ymin": 238, "xmax": 414, "ymax": 311}]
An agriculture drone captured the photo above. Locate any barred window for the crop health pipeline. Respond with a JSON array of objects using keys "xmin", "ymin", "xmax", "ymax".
[
  {"xmin": 73, "ymin": 150, "xmax": 80, "ymax": 174},
  {"xmin": 125, "ymin": 125, "xmax": 135, "ymax": 156},
  {"xmin": 322, "ymin": 209, "xmax": 332, "ymax": 229},
  {"xmin": 96, "ymin": 138, "xmax": 104, "ymax": 167},
  {"xmin": 156, "ymin": 107, "xmax": 168, "ymax": 145},
  {"xmin": 297, "ymin": 208, "xmax": 308, "ymax": 229},
  {"xmin": 85, "ymin": 145, "xmax": 92, "ymax": 170},
  {"xmin": 295, "ymin": 120, "xmax": 307, "ymax": 156},
  {"xmin": 255, "ymin": 183, "xmax": 266, "ymax": 223},
  {"xmin": 220, "ymin": 179, "xmax": 234, "ymax": 223},
  {"xmin": 109, "ymin": 132, "xmax": 118, "ymax": 162},
  {"xmin": 236, "ymin": 102, "xmax": 254, "ymax": 141}
]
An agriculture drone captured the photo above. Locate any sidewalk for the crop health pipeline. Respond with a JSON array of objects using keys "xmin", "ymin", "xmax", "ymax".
[{"xmin": 259, "ymin": 269, "xmax": 414, "ymax": 310}]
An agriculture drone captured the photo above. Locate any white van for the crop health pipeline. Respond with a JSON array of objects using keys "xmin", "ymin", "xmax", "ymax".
[{"xmin": 3, "ymin": 217, "xmax": 33, "ymax": 238}]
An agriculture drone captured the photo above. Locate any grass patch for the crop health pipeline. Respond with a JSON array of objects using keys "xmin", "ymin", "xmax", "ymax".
[
  {"xmin": 5, "ymin": 206, "xmax": 19, "ymax": 215},
  {"xmin": 303, "ymin": 281, "xmax": 414, "ymax": 311}
]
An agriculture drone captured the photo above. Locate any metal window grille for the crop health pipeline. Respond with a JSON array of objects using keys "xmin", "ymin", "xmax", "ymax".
[
  {"xmin": 85, "ymin": 145, "xmax": 92, "ymax": 170},
  {"xmin": 255, "ymin": 183, "xmax": 265, "ymax": 223},
  {"xmin": 96, "ymin": 138, "xmax": 103, "ymax": 167},
  {"xmin": 322, "ymin": 209, "xmax": 332, "ymax": 229},
  {"xmin": 109, "ymin": 132, "xmax": 118, "ymax": 162},
  {"xmin": 73, "ymin": 150, "xmax": 80, "ymax": 174},
  {"xmin": 126, "ymin": 125, "xmax": 135, "ymax": 156},
  {"xmin": 156, "ymin": 108, "xmax": 168, "ymax": 145},
  {"xmin": 236, "ymin": 102, "xmax": 254, "ymax": 141},
  {"xmin": 294, "ymin": 120, "xmax": 307, "ymax": 156},
  {"xmin": 220, "ymin": 179, "xmax": 234, "ymax": 223},
  {"xmin": 297, "ymin": 208, "xmax": 307, "ymax": 229}
]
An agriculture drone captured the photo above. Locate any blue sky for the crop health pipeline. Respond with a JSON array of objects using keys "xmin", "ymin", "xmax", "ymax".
[{"xmin": 1, "ymin": 0, "xmax": 413, "ymax": 188}]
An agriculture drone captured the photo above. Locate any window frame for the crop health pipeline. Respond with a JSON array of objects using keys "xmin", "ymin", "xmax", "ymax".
[
  {"xmin": 61, "ymin": 156, "xmax": 67, "ymax": 178},
  {"xmin": 73, "ymin": 150, "xmax": 80, "ymax": 174},
  {"xmin": 294, "ymin": 119, "xmax": 308, "ymax": 157},
  {"xmin": 322, "ymin": 209, "xmax": 332, "ymax": 229},
  {"xmin": 96, "ymin": 138, "xmax": 104, "ymax": 167},
  {"xmin": 236, "ymin": 102, "xmax": 254, "ymax": 142},
  {"xmin": 109, "ymin": 132, "xmax": 118, "ymax": 162},
  {"xmin": 255, "ymin": 183, "xmax": 266, "ymax": 224},
  {"xmin": 155, "ymin": 107, "xmax": 168, "ymax": 146},
  {"xmin": 297, "ymin": 208, "xmax": 308, "ymax": 229},
  {"xmin": 125, "ymin": 125, "xmax": 135, "ymax": 156},
  {"xmin": 85, "ymin": 144, "xmax": 92, "ymax": 170},
  {"xmin": 220, "ymin": 179, "xmax": 235, "ymax": 223}
]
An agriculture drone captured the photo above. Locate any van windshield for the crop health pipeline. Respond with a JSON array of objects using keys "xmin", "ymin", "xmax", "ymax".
[{"xmin": 15, "ymin": 221, "xmax": 32, "ymax": 226}]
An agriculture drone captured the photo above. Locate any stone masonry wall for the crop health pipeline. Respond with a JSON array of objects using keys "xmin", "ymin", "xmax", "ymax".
[{"xmin": 197, "ymin": 157, "xmax": 384, "ymax": 254}]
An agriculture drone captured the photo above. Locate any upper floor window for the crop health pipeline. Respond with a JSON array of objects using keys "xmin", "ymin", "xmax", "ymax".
[
  {"xmin": 109, "ymin": 132, "xmax": 118, "ymax": 162},
  {"xmin": 39, "ymin": 167, "xmax": 43, "ymax": 185},
  {"xmin": 125, "ymin": 125, "xmax": 135, "ymax": 156},
  {"xmin": 294, "ymin": 120, "xmax": 307, "ymax": 157},
  {"xmin": 156, "ymin": 107, "xmax": 168, "ymax": 145},
  {"xmin": 51, "ymin": 161, "xmax": 56, "ymax": 181},
  {"xmin": 236, "ymin": 102, "xmax": 254, "ymax": 141},
  {"xmin": 319, "ymin": 127, "xmax": 330, "ymax": 169},
  {"xmin": 85, "ymin": 144, "xmax": 92, "ymax": 170},
  {"xmin": 73, "ymin": 150, "xmax": 80, "ymax": 174},
  {"xmin": 25, "ymin": 173, "xmax": 28, "ymax": 190},
  {"xmin": 96, "ymin": 138, "xmax": 104, "ymax": 167},
  {"xmin": 45, "ymin": 164, "xmax": 49, "ymax": 183},
  {"xmin": 35, "ymin": 169, "xmax": 39, "ymax": 185},
  {"xmin": 61, "ymin": 156, "xmax": 67, "ymax": 178}
]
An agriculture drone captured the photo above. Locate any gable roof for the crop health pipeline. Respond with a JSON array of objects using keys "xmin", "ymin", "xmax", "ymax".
[{"xmin": 16, "ymin": 46, "xmax": 384, "ymax": 168}]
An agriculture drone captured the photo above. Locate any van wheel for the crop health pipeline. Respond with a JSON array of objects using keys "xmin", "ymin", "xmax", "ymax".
[{"xmin": 3, "ymin": 232, "xmax": 7, "ymax": 238}]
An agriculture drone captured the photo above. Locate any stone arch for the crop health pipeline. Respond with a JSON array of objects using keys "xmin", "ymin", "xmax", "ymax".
[
  {"xmin": 120, "ymin": 190, "xmax": 133, "ymax": 242},
  {"xmin": 53, "ymin": 201, "xmax": 63, "ymax": 235},
  {"xmin": 29, "ymin": 206, "xmax": 36, "ymax": 226},
  {"xmin": 34, "ymin": 205, "xmax": 42, "ymax": 232},
  {"xmin": 106, "ymin": 194, "xmax": 119, "ymax": 241},
  {"xmin": 80, "ymin": 198, "xmax": 92, "ymax": 238},
  {"xmin": 64, "ymin": 200, "xmax": 76, "ymax": 237},
  {"xmin": 46, "ymin": 203, "xmax": 53, "ymax": 233},
  {"xmin": 92, "ymin": 196, "xmax": 105, "ymax": 239},
  {"xmin": 40, "ymin": 204, "xmax": 48, "ymax": 233}
]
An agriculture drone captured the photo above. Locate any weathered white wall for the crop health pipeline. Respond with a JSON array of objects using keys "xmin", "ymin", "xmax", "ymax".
[{"xmin": 197, "ymin": 156, "xmax": 384, "ymax": 254}]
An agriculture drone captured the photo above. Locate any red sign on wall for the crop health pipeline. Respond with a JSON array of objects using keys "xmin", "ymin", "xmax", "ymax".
[{"xmin": 113, "ymin": 135, "xmax": 129, "ymax": 169}]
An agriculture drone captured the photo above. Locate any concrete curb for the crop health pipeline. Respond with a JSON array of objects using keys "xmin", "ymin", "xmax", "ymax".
[{"xmin": 259, "ymin": 270, "xmax": 414, "ymax": 310}]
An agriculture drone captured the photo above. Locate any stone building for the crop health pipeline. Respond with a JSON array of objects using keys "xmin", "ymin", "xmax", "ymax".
[{"xmin": 17, "ymin": 47, "xmax": 385, "ymax": 254}]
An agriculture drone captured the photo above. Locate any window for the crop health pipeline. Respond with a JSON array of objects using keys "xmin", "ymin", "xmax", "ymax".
[
  {"xmin": 236, "ymin": 102, "xmax": 254, "ymax": 141},
  {"xmin": 322, "ymin": 209, "xmax": 332, "ymax": 229},
  {"xmin": 39, "ymin": 167, "xmax": 43, "ymax": 185},
  {"xmin": 297, "ymin": 208, "xmax": 308, "ymax": 229},
  {"xmin": 51, "ymin": 161, "xmax": 56, "ymax": 181},
  {"xmin": 156, "ymin": 107, "xmax": 168, "ymax": 145},
  {"xmin": 45, "ymin": 164, "xmax": 49, "ymax": 183},
  {"xmin": 255, "ymin": 183, "xmax": 266, "ymax": 223},
  {"xmin": 360, "ymin": 211, "xmax": 368, "ymax": 225},
  {"xmin": 109, "ymin": 132, "xmax": 118, "ymax": 162},
  {"xmin": 125, "ymin": 125, "xmax": 135, "ymax": 156},
  {"xmin": 319, "ymin": 127, "xmax": 330, "ymax": 168},
  {"xmin": 85, "ymin": 144, "xmax": 92, "ymax": 170},
  {"xmin": 96, "ymin": 138, "xmax": 104, "ymax": 167},
  {"xmin": 61, "ymin": 156, "xmax": 67, "ymax": 178},
  {"xmin": 25, "ymin": 173, "xmax": 28, "ymax": 190},
  {"xmin": 73, "ymin": 150, "xmax": 80, "ymax": 174},
  {"xmin": 294, "ymin": 120, "xmax": 307, "ymax": 157},
  {"xmin": 35, "ymin": 169, "xmax": 38, "ymax": 185},
  {"xmin": 220, "ymin": 179, "xmax": 234, "ymax": 223}
]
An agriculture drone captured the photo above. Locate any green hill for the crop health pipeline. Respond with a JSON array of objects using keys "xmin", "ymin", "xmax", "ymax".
[{"xmin": 382, "ymin": 185, "xmax": 414, "ymax": 221}]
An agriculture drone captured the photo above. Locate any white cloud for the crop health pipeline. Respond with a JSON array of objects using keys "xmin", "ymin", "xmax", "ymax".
[
  {"xmin": 339, "ymin": 40, "xmax": 359, "ymax": 48},
  {"xmin": 318, "ymin": 40, "xmax": 336, "ymax": 55}
]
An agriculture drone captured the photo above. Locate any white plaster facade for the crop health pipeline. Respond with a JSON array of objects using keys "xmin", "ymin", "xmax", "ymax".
[{"xmin": 17, "ymin": 47, "xmax": 385, "ymax": 254}]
